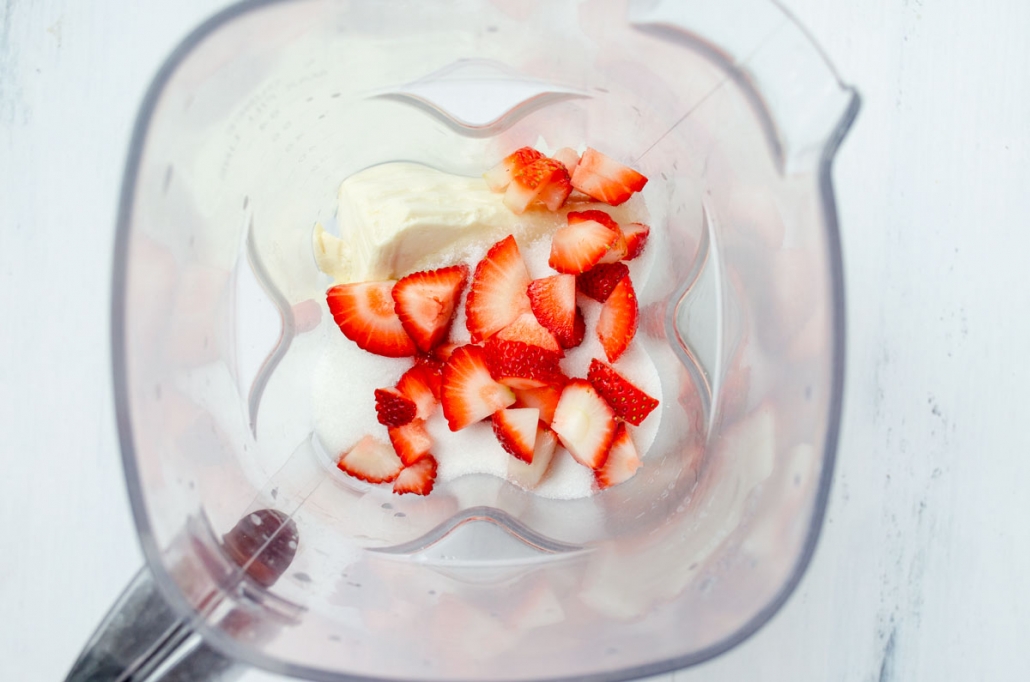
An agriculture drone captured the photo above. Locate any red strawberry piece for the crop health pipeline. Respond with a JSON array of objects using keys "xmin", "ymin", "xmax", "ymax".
[
  {"xmin": 527, "ymin": 274, "xmax": 577, "ymax": 347},
  {"xmin": 568, "ymin": 210, "xmax": 626, "ymax": 264},
  {"xmin": 504, "ymin": 158, "xmax": 572, "ymax": 214},
  {"xmin": 597, "ymin": 276, "xmax": 638, "ymax": 363},
  {"xmin": 374, "ymin": 387, "xmax": 416, "ymax": 427},
  {"xmin": 622, "ymin": 222, "xmax": 650, "ymax": 260},
  {"xmin": 496, "ymin": 311, "xmax": 563, "ymax": 354},
  {"xmin": 392, "ymin": 265, "xmax": 468, "ymax": 353},
  {"xmin": 576, "ymin": 262, "xmax": 629, "ymax": 302},
  {"xmin": 568, "ymin": 306, "xmax": 586, "ymax": 349},
  {"xmin": 484, "ymin": 337, "xmax": 565, "ymax": 390},
  {"xmin": 551, "ymin": 380, "xmax": 617, "ymax": 470},
  {"xmin": 548, "ymin": 214, "xmax": 618, "ymax": 275},
  {"xmin": 396, "ymin": 365, "xmax": 438, "ymax": 420},
  {"xmin": 492, "ymin": 407, "xmax": 541, "ymax": 463},
  {"xmin": 508, "ymin": 425, "xmax": 558, "ymax": 490},
  {"xmin": 465, "ymin": 235, "xmax": 532, "ymax": 343},
  {"xmin": 393, "ymin": 455, "xmax": 438, "ymax": 496},
  {"xmin": 388, "ymin": 419, "xmax": 433, "ymax": 466},
  {"xmin": 513, "ymin": 384, "xmax": 563, "ymax": 424},
  {"xmin": 595, "ymin": 423, "xmax": 642, "ymax": 489},
  {"xmin": 441, "ymin": 345, "xmax": 516, "ymax": 431},
  {"xmin": 326, "ymin": 282, "xmax": 417, "ymax": 357},
  {"xmin": 571, "ymin": 148, "xmax": 648, "ymax": 206},
  {"xmin": 337, "ymin": 435, "xmax": 403, "ymax": 483},
  {"xmin": 432, "ymin": 342, "xmax": 459, "ymax": 360},
  {"xmin": 484, "ymin": 147, "xmax": 545, "ymax": 192},
  {"xmin": 552, "ymin": 147, "xmax": 580, "ymax": 174},
  {"xmin": 413, "ymin": 356, "xmax": 445, "ymax": 396},
  {"xmin": 587, "ymin": 359, "xmax": 659, "ymax": 426}
]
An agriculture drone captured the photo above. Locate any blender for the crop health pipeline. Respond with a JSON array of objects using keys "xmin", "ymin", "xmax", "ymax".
[{"xmin": 68, "ymin": 0, "xmax": 858, "ymax": 680}]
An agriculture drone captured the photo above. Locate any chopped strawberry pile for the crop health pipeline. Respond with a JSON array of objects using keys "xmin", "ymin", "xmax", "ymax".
[{"xmin": 326, "ymin": 145, "xmax": 657, "ymax": 495}]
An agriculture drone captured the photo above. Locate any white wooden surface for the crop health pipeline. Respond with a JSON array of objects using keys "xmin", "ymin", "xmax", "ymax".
[{"xmin": 2, "ymin": 0, "xmax": 1029, "ymax": 680}]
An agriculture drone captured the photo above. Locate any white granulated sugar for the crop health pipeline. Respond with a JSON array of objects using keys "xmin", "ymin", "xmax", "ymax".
[
  {"xmin": 312, "ymin": 333, "xmax": 412, "ymax": 459},
  {"xmin": 532, "ymin": 448, "xmax": 596, "ymax": 499}
]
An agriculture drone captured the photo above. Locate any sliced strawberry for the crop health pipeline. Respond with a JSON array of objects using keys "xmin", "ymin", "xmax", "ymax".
[
  {"xmin": 327, "ymin": 282, "xmax": 416, "ymax": 357},
  {"xmin": 538, "ymin": 175, "xmax": 574, "ymax": 212},
  {"xmin": 393, "ymin": 455, "xmax": 438, "ymax": 496},
  {"xmin": 568, "ymin": 306, "xmax": 586, "ymax": 349},
  {"xmin": 492, "ymin": 407, "xmax": 540, "ymax": 463},
  {"xmin": 374, "ymin": 387, "xmax": 417, "ymax": 427},
  {"xmin": 484, "ymin": 337, "xmax": 565, "ymax": 390},
  {"xmin": 496, "ymin": 311, "xmax": 563, "ymax": 354},
  {"xmin": 513, "ymin": 384, "xmax": 563, "ymax": 424},
  {"xmin": 338, "ymin": 435, "xmax": 403, "ymax": 483},
  {"xmin": 508, "ymin": 426, "xmax": 558, "ymax": 490},
  {"xmin": 568, "ymin": 210, "xmax": 625, "ymax": 264},
  {"xmin": 396, "ymin": 365, "xmax": 438, "ymax": 420},
  {"xmin": 587, "ymin": 359, "xmax": 659, "ymax": 426},
  {"xmin": 595, "ymin": 423, "xmax": 642, "ymax": 489},
  {"xmin": 548, "ymin": 215, "xmax": 618, "ymax": 275},
  {"xmin": 432, "ymin": 342, "xmax": 459, "ymax": 360},
  {"xmin": 412, "ymin": 356, "xmax": 445, "ymax": 397},
  {"xmin": 577, "ymin": 262, "xmax": 629, "ymax": 303},
  {"xmin": 622, "ymin": 222, "xmax": 650, "ymax": 260},
  {"xmin": 392, "ymin": 265, "xmax": 468, "ymax": 353},
  {"xmin": 571, "ymin": 148, "xmax": 648, "ymax": 206},
  {"xmin": 484, "ymin": 147, "xmax": 545, "ymax": 192},
  {"xmin": 551, "ymin": 380, "xmax": 617, "ymax": 470},
  {"xmin": 568, "ymin": 209, "xmax": 620, "ymax": 231},
  {"xmin": 388, "ymin": 419, "xmax": 433, "ymax": 466},
  {"xmin": 441, "ymin": 345, "xmax": 517, "ymax": 431},
  {"xmin": 597, "ymin": 276, "xmax": 638, "ymax": 363},
  {"xmin": 527, "ymin": 274, "xmax": 576, "ymax": 348},
  {"xmin": 465, "ymin": 235, "xmax": 532, "ymax": 343},
  {"xmin": 504, "ymin": 158, "xmax": 572, "ymax": 214},
  {"xmin": 552, "ymin": 147, "xmax": 580, "ymax": 175}
]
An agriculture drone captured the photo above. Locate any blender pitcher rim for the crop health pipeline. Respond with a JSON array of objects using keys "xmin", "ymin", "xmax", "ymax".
[{"xmin": 109, "ymin": 0, "xmax": 860, "ymax": 680}]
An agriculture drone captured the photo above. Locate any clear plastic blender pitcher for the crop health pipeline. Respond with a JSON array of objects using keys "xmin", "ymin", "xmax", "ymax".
[{"xmin": 68, "ymin": 0, "xmax": 858, "ymax": 680}]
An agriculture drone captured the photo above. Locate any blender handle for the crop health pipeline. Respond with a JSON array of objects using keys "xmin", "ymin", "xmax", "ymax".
[
  {"xmin": 64, "ymin": 565, "xmax": 242, "ymax": 682},
  {"xmin": 65, "ymin": 508, "xmax": 299, "ymax": 681},
  {"xmin": 628, "ymin": 0, "xmax": 860, "ymax": 173}
]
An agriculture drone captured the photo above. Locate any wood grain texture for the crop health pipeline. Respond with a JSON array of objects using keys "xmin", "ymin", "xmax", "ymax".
[{"xmin": 1, "ymin": 0, "xmax": 1028, "ymax": 681}]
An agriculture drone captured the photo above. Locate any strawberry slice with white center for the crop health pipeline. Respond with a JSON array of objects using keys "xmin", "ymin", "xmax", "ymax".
[
  {"xmin": 513, "ymin": 384, "xmax": 563, "ymax": 424},
  {"xmin": 504, "ymin": 158, "xmax": 572, "ymax": 213},
  {"xmin": 393, "ymin": 455, "xmax": 438, "ymax": 496},
  {"xmin": 374, "ymin": 387, "xmax": 417, "ymax": 427},
  {"xmin": 551, "ymin": 380, "xmax": 617, "ymax": 470},
  {"xmin": 496, "ymin": 311, "xmax": 563, "ymax": 354},
  {"xmin": 571, "ymin": 148, "xmax": 648, "ymax": 206},
  {"xmin": 621, "ymin": 222, "xmax": 650, "ymax": 260},
  {"xmin": 596, "ymin": 276, "xmax": 638, "ymax": 363},
  {"xmin": 552, "ymin": 147, "xmax": 581, "ymax": 175},
  {"xmin": 568, "ymin": 307, "xmax": 586, "ymax": 349},
  {"xmin": 388, "ymin": 419, "xmax": 433, "ymax": 466},
  {"xmin": 576, "ymin": 262, "xmax": 629, "ymax": 302},
  {"xmin": 587, "ymin": 359, "xmax": 659, "ymax": 426},
  {"xmin": 568, "ymin": 210, "xmax": 626, "ymax": 265},
  {"xmin": 327, "ymin": 282, "xmax": 417, "ymax": 357},
  {"xmin": 484, "ymin": 337, "xmax": 565, "ymax": 390},
  {"xmin": 492, "ymin": 407, "xmax": 541, "ymax": 463},
  {"xmin": 527, "ymin": 274, "xmax": 577, "ymax": 348},
  {"xmin": 484, "ymin": 147, "xmax": 545, "ymax": 192},
  {"xmin": 465, "ymin": 235, "xmax": 532, "ymax": 343},
  {"xmin": 441, "ymin": 345, "xmax": 517, "ymax": 431},
  {"xmin": 338, "ymin": 435, "xmax": 403, "ymax": 483},
  {"xmin": 392, "ymin": 265, "xmax": 468, "ymax": 353},
  {"xmin": 396, "ymin": 365, "xmax": 438, "ymax": 420},
  {"xmin": 508, "ymin": 426, "xmax": 558, "ymax": 490},
  {"xmin": 595, "ymin": 423, "xmax": 642, "ymax": 489},
  {"xmin": 548, "ymin": 213, "xmax": 618, "ymax": 274}
]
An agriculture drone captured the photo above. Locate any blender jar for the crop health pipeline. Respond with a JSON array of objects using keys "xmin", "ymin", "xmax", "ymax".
[{"xmin": 71, "ymin": 0, "xmax": 858, "ymax": 680}]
